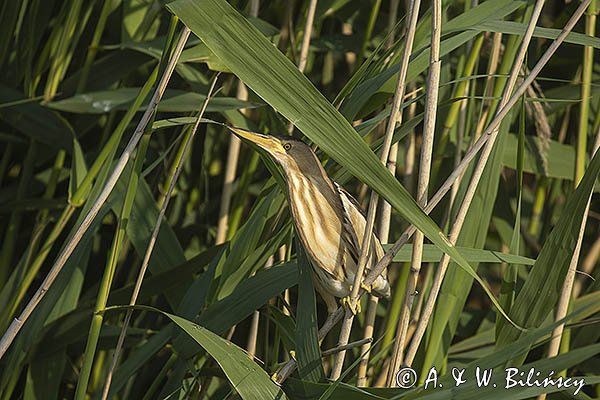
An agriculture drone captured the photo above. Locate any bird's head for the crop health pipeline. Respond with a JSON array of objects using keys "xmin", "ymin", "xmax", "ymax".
[{"xmin": 228, "ymin": 127, "xmax": 322, "ymax": 179}]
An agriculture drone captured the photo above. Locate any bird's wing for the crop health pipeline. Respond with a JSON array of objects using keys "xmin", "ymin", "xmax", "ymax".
[
  {"xmin": 334, "ymin": 183, "xmax": 365, "ymax": 217},
  {"xmin": 334, "ymin": 183, "xmax": 364, "ymax": 266},
  {"xmin": 334, "ymin": 183, "xmax": 391, "ymax": 298},
  {"xmin": 335, "ymin": 183, "xmax": 386, "ymax": 265}
]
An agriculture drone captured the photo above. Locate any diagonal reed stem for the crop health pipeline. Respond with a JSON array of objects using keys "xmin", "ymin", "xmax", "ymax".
[
  {"xmin": 0, "ymin": 25, "xmax": 191, "ymax": 362},
  {"xmin": 329, "ymin": 0, "xmax": 422, "ymax": 380},
  {"xmin": 74, "ymin": 17, "xmax": 181, "ymax": 397},
  {"xmin": 403, "ymin": 0, "xmax": 570, "ymax": 367},
  {"xmin": 272, "ymin": 0, "xmax": 591, "ymax": 383},
  {"xmin": 357, "ymin": 0, "xmax": 401, "ymax": 387},
  {"xmin": 100, "ymin": 73, "xmax": 219, "ymax": 400},
  {"xmin": 365, "ymin": 0, "xmax": 592, "ymax": 294},
  {"xmin": 541, "ymin": 100, "xmax": 600, "ymax": 400},
  {"xmin": 298, "ymin": 0, "xmax": 318, "ymax": 74},
  {"xmin": 386, "ymin": 0, "xmax": 441, "ymax": 385}
]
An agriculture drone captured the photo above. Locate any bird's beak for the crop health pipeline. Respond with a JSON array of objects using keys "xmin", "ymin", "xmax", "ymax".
[{"xmin": 227, "ymin": 127, "xmax": 284, "ymax": 155}]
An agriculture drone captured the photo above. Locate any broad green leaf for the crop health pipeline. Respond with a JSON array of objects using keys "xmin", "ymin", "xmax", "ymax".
[
  {"xmin": 167, "ymin": 0, "xmax": 519, "ymax": 329},
  {"xmin": 159, "ymin": 261, "xmax": 297, "ymax": 396},
  {"xmin": 176, "ymin": 262, "xmax": 298, "ymax": 358},
  {"xmin": 421, "ymin": 122, "xmax": 511, "ymax": 376},
  {"xmin": 166, "ymin": 312, "xmax": 288, "ymax": 400},
  {"xmin": 0, "ymin": 198, "xmax": 65, "ymax": 214},
  {"xmin": 295, "ymin": 244, "xmax": 325, "ymax": 383},
  {"xmin": 102, "ymin": 262, "xmax": 298, "ymax": 397},
  {"xmin": 502, "ymin": 134, "xmax": 576, "ymax": 181},
  {"xmin": 48, "ymin": 88, "xmax": 260, "ymax": 114},
  {"xmin": 419, "ymin": 26, "xmax": 524, "ymax": 374},
  {"xmin": 571, "ymin": 291, "xmax": 600, "ymax": 349},
  {"xmin": 99, "ymin": 327, "xmax": 174, "ymax": 399},
  {"xmin": 497, "ymin": 150, "xmax": 600, "ymax": 354},
  {"xmin": 404, "ymin": 304, "xmax": 599, "ymax": 399},
  {"xmin": 217, "ymin": 225, "xmax": 291, "ymax": 300},
  {"xmin": 336, "ymin": 0, "xmax": 513, "ymax": 112},
  {"xmin": 62, "ymin": 50, "xmax": 153, "ymax": 94},
  {"xmin": 270, "ymin": 305, "xmax": 298, "ymax": 355},
  {"xmin": 1, "ymin": 198, "xmax": 95, "ymax": 396},
  {"xmin": 175, "ymin": 249, "xmax": 220, "ymax": 320},
  {"xmin": 111, "ymin": 163, "xmax": 187, "ymax": 309},
  {"xmin": 24, "ymin": 352, "xmax": 66, "ymax": 400},
  {"xmin": 115, "ymin": 17, "xmax": 279, "ymax": 73},
  {"xmin": 340, "ymin": 31, "xmax": 478, "ymax": 119},
  {"xmin": 123, "ymin": 0, "xmax": 158, "ymax": 41},
  {"xmin": 544, "ymin": 81, "xmax": 600, "ymax": 115},
  {"xmin": 152, "ymin": 116, "xmax": 198, "ymax": 130},
  {"xmin": 215, "ymin": 187, "xmax": 285, "ymax": 299},
  {"xmin": 103, "ymin": 246, "xmax": 224, "ymax": 309}
]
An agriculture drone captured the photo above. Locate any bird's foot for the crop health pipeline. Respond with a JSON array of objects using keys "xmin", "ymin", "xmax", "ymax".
[
  {"xmin": 271, "ymin": 371, "xmax": 279, "ymax": 382},
  {"xmin": 289, "ymin": 350, "xmax": 297, "ymax": 360},
  {"xmin": 360, "ymin": 282, "xmax": 373, "ymax": 294},
  {"xmin": 341, "ymin": 296, "xmax": 361, "ymax": 315}
]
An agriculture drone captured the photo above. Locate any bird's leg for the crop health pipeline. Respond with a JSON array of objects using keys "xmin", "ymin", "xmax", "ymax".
[{"xmin": 319, "ymin": 292, "xmax": 341, "ymax": 343}]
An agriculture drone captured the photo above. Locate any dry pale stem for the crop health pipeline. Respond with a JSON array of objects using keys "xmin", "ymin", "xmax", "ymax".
[
  {"xmin": 387, "ymin": 0, "xmax": 441, "ymax": 385},
  {"xmin": 329, "ymin": 0, "xmax": 422, "ymax": 380},
  {"xmin": 298, "ymin": 0, "xmax": 318, "ymax": 73},
  {"xmin": 101, "ymin": 72, "xmax": 219, "ymax": 400},
  {"xmin": 0, "ymin": 27, "xmax": 192, "ymax": 362},
  {"xmin": 573, "ymin": 235, "xmax": 600, "ymax": 298},
  {"xmin": 356, "ymin": 295, "xmax": 379, "ymax": 386},
  {"xmin": 358, "ymin": 3, "xmax": 402, "ymax": 385},
  {"xmin": 366, "ymin": 0, "xmax": 591, "ymax": 307},
  {"xmin": 542, "ymin": 130, "xmax": 600, "ymax": 400},
  {"xmin": 273, "ymin": 0, "xmax": 591, "ymax": 380},
  {"xmin": 403, "ymin": 0, "xmax": 582, "ymax": 367}
]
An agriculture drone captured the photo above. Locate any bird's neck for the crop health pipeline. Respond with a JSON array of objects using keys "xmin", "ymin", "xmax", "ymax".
[
  {"xmin": 283, "ymin": 156, "xmax": 344, "ymax": 229},
  {"xmin": 283, "ymin": 157, "xmax": 337, "ymax": 202}
]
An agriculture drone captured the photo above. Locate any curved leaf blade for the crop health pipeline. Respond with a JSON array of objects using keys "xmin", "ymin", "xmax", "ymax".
[{"xmin": 166, "ymin": 0, "xmax": 520, "ymax": 329}]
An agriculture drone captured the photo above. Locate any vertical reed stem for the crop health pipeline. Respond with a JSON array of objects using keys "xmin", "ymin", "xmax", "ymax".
[
  {"xmin": 403, "ymin": 0, "xmax": 573, "ymax": 367},
  {"xmin": 330, "ymin": 0, "xmax": 422, "ymax": 379},
  {"xmin": 216, "ymin": 0, "xmax": 260, "ymax": 244},
  {"xmin": 387, "ymin": 0, "xmax": 441, "ymax": 384},
  {"xmin": 357, "ymin": 0, "xmax": 401, "ymax": 386},
  {"xmin": 270, "ymin": 2, "xmax": 589, "ymax": 376}
]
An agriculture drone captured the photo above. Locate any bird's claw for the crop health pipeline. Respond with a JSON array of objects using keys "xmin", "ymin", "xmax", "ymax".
[
  {"xmin": 289, "ymin": 350, "xmax": 297, "ymax": 360},
  {"xmin": 271, "ymin": 372, "xmax": 279, "ymax": 382},
  {"xmin": 341, "ymin": 296, "xmax": 361, "ymax": 315},
  {"xmin": 361, "ymin": 282, "xmax": 373, "ymax": 294}
]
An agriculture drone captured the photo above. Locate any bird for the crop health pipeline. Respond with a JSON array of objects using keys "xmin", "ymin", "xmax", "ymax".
[{"xmin": 228, "ymin": 127, "xmax": 391, "ymax": 317}]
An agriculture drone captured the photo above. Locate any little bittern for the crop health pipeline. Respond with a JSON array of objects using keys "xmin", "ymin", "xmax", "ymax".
[{"xmin": 230, "ymin": 127, "xmax": 391, "ymax": 315}]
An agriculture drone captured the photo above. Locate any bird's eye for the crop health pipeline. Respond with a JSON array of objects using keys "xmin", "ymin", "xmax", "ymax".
[{"xmin": 283, "ymin": 143, "xmax": 292, "ymax": 151}]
